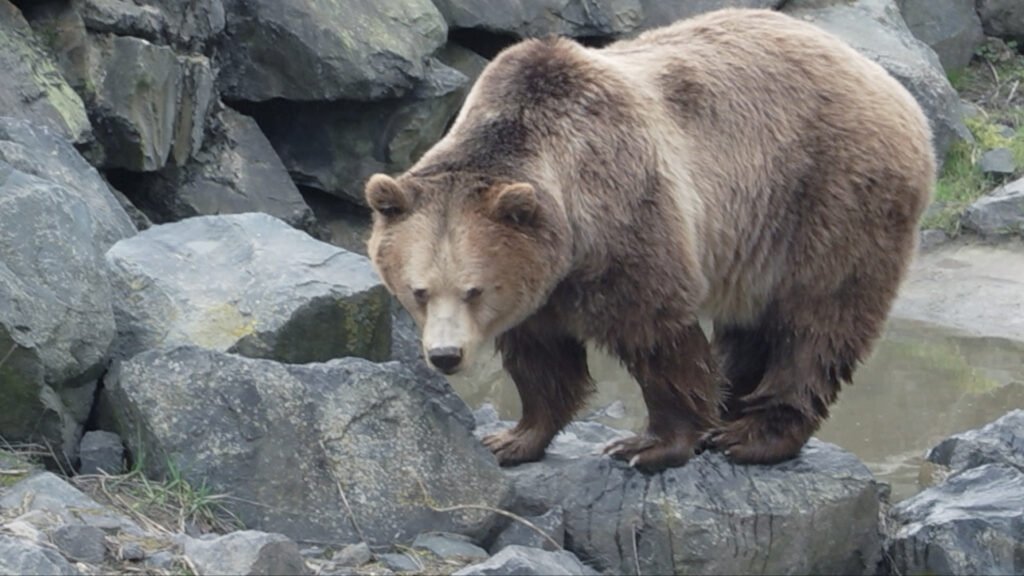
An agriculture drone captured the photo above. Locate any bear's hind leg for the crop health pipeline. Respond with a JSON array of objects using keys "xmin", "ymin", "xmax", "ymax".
[
  {"xmin": 604, "ymin": 323, "xmax": 724, "ymax": 472},
  {"xmin": 485, "ymin": 329, "xmax": 595, "ymax": 466},
  {"xmin": 713, "ymin": 322, "xmax": 772, "ymax": 421},
  {"xmin": 703, "ymin": 300, "xmax": 866, "ymax": 464}
]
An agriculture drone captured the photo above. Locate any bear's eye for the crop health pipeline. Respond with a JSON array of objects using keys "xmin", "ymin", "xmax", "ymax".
[
  {"xmin": 378, "ymin": 205, "xmax": 404, "ymax": 219},
  {"xmin": 464, "ymin": 287, "xmax": 483, "ymax": 302},
  {"xmin": 412, "ymin": 288, "xmax": 428, "ymax": 305}
]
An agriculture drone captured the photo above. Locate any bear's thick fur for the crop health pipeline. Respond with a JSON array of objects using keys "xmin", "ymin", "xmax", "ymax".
[{"xmin": 365, "ymin": 8, "xmax": 934, "ymax": 470}]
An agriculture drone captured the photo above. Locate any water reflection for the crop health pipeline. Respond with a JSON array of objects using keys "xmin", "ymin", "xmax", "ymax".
[{"xmin": 446, "ymin": 317, "xmax": 1024, "ymax": 502}]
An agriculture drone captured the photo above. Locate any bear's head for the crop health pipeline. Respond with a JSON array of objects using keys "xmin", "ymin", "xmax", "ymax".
[{"xmin": 365, "ymin": 171, "xmax": 572, "ymax": 375}]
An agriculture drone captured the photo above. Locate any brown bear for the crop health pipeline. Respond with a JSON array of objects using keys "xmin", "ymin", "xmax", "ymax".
[{"xmin": 365, "ymin": 8, "xmax": 934, "ymax": 471}]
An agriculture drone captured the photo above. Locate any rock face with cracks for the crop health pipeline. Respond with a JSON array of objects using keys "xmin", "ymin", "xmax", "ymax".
[
  {"xmin": 474, "ymin": 414, "xmax": 885, "ymax": 575},
  {"xmin": 105, "ymin": 346, "xmax": 513, "ymax": 545}
]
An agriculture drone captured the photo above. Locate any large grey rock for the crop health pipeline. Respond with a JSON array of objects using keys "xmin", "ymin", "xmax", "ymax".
[
  {"xmin": 104, "ymin": 213, "xmax": 390, "ymax": 363},
  {"xmin": 76, "ymin": 0, "xmax": 226, "ymax": 49},
  {"xmin": 897, "ymin": 0, "xmax": 983, "ymax": 71},
  {"xmin": 247, "ymin": 43, "xmax": 487, "ymax": 205},
  {"xmin": 961, "ymin": 177, "xmax": 1024, "ymax": 238},
  {"xmin": 784, "ymin": 0, "xmax": 969, "ymax": 165},
  {"xmin": 0, "ymin": 117, "xmax": 136, "ymax": 250},
  {"xmin": 83, "ymin": 34, "xmax": 182, "ymax": 171},
  {"xmin": 977, "ymin": 0, "xmax": 1024, "ymax": 43},
  {"xmin": 638, "ymin": 0, "xmax": 785, "ymax": 29},
  {"xmin": 126, "ymin": 106, "xmax": 316, "ymax": 231},
  {"xmin": 0, "ymin": 472, "xmax": 141, "ymax": 534},
  {"xmin": 927, "ymin": 409, "xmax": 1024, "ymax": 474},
  {"xmin": 105, "ymin": 346, "xmax": 512, "ymax": 545},
  {"xmin": 888, "ymin": 463, "xmax": 1024, "ymax": 576},
  {"xmin": 184, "ymin": 531, "xmax": 309, "ymax": 576},
  {"xmin": 0, "ymin": 164, "xmax": 119, "ymax": 461},
  {"xmin": 78, "ymin": 430, "xmax": 125, "ymax": 475},
  {"xmin": 476, "ymin": 419, "xmax": 883, "ymax": 575},
  {"xmin": 453, "ymin": 546, "xmax": 594, "ymax": 576},
  {"xmin": 434, "ymin": 0, "xmax": 642, "ymax": 38},
  {"xmin": 0, "ymin": 534, "xmax": 79, "ymax": 576},
  {"xmin": 216, "ymin": 0, "xmax": 447, "ymax": 102},
  {"xmin": 0, "ymin": 1, "xmax": 91, "ymax": 145}
]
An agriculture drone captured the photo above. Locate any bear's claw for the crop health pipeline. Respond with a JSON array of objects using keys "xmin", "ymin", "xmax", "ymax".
[
  {"xmin": 482, "ymin": 427, "xmax": 548, "ymax": 466},
  {"xmin": 603, "ymin": 432, "xmax": 698, "ymax": 473},
  {"xmin": 700, "ymin": 410, "xmax": 811, "ymax": 464}
]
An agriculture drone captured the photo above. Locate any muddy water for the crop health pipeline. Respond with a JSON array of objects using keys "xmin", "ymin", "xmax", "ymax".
[{"xmin": 446, "ymin": 317, "xmax": 1024, "ymax": 502}]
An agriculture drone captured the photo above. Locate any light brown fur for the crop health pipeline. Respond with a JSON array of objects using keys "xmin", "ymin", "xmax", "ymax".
[{"xmin": 365, "ymin": 8, "xmax": 935, "ymax": 470}]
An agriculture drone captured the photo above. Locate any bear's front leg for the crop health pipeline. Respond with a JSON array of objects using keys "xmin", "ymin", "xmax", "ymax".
[
  {"xmin": 604, "ymin": 323, "xmax": 724, "ymax": 472},
  {"xmin": 485, "ymin": 328, "xmax": 595, "ymax": 466}
]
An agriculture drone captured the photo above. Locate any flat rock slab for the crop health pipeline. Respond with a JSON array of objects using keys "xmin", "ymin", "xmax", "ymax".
[
  {"xmin": 0, "ymin": 472, "xmax": 141, "ymax": 534},
  {"xmin": 892, "ymin": 242, "xmax": 1024, "ymax": 342},
  {"xmin": 106, "ymin": 346, "xmax": 512, "ymax": 546},
  {"xmin": 888, "ymin": 463, "xmax": 1024, "ymax": 576},
  {"xmin": 0, "ymin": 534, "xmax": 79, "ymax": 576},
  {"xmin": 105, "ymin": 213, "xmax": 390, "ymax": 363},
  {"xmin": 475, "ymin": 419, "xmax": 884, "ymax": 575}
]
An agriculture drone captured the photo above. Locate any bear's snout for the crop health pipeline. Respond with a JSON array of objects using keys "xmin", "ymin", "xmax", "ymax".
[{"xmin": 427, "ymin": 346, "xmax": 464, "ymax": 374}]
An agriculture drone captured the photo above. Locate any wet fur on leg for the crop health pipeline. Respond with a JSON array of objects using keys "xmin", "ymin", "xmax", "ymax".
[{"xmin": 486, "ymin": 324, "xmax": 594, "ymax": 465}]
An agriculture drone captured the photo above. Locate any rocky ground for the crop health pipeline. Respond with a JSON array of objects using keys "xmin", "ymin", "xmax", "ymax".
[{"xmin": 2, "ymin": 0, "xmax": 1024, "ymax": 575}]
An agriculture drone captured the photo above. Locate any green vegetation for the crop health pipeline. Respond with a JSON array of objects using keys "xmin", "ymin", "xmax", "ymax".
[{"xmin": 929, "ymin": 40, "xmax": 1024, "ymax": 235}]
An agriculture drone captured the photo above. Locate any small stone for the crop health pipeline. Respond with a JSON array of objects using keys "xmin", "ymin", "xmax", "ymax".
[
  {"xmin": 490, "ymin": 508, "xmax": 565, "ymax": 553},
  {"xmin": 332, "ymin": 542, "xmax": 372, "ymax": 567},
  {"xmin": 119, "ymin": 541, "xmax": 146, "ymax": 561},
  {"xmin": 996, "ymin": 124, "xmax": 1016, "ymax": 139},
  {"xmin": 412, "ymin": 532, "xmax": 488, "ymax": 561},
  {"xmin": 962, "ymin": 177, "xmax": 1024, "ymax": 237},
  {"xmin": 50, "ymin": 525, "xmax": 107, "ymax": 564},
  {"xmin": 918, "ymin": 229, "xmax": 949, "ymax": 252},
  {"xmin": 144, "ymin": 550, "xmax": 178, "ymax": 571},
  {"xmin": 78, "ymin": 431, "xmax": 124, "ymax": 475},
  {"xmin": 378, "ymin": 552, "xmax": 421, "ymax": 573},
  {"xmin": 453, "ymin": 546, "xmax": 595, "ymax": 576},
  {"xmin": 979, "ymin": 148, "xmax": 1017, "ymax": 176}
]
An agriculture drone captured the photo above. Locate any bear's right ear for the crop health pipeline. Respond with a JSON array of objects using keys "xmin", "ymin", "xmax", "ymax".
[
  {"xmin": 492, "ymin": 182, "xmax": 539, "ymax": 226},
  {"xmin": 365, "ymin": 174, "xmax": 409, "ymax": 219}
]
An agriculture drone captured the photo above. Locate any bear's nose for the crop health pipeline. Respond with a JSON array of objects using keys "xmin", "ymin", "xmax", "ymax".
[{"xmin": 427, "ymin": 347, "xmax": 463, "ymax": 374}]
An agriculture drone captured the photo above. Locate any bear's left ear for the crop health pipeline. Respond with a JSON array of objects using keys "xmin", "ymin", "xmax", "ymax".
[
  {"xmin": 492, "ymin": 183, "xmax": 539, "ymax": 226},
  {"xmin": 365, "ymin": 173, "xmax": 410, "ymax": 219}
]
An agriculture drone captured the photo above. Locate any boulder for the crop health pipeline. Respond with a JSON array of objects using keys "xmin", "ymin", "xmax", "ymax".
[
  {"xmin": 183, "ymin": 531, "xmax": 309, "ymax": 576},
  {"xmin": 0, "ymin": 117, "xmax": 136, "ymax": 250},
  {"xmin": 453, "ymin": 546, "xmax": 594, "ymax": 576},
  {"xmin": 70, "ymin": 0, "xmax": 225, "ymax": 49},
  {"xmin": 0, "ymin": 534, "xmax": 79, "ymax": 576},
  {"xmin": 433, "ymin": 0, "xmax": 643, "ymax": 38},
  {"xmin": 783, "ymin": 0, "xmax": 969, "ymax": 165},
  {"xmin": 105, "ymin": 346, "xmax": 513, "ymax": 545},
  {"xmin": 475, "ymin": 418, "xmax": 884, "ymax": 575},
  {"xmin": 104, "ymin": 213, "xmax": 389, "ymax": 363},
  {"xmin": 638, "ymin": 0, "xmax": 785, "ymax": 30},
  {"xmin": 927, "ymin": 409, "xmax": 1024, "ymax": 474},
  {"xmin": 0, "ymin": 1, "xmax": 91, "ymax": 144},
  {"xmin": 245, "ymin": 43, "xmax": 487, "ymax": 205},
  {"xmin": 887, "ymin": 463, "xmax": 1024, "ymax": 576},
  {"xmin": 897, "ymin": 0, "xmax": 983, "ymax": 71},
  {"xmin": 961, "ymin": 177, "xmax": 1024, "ymax": 237},
  {"xmin": 216, "ymin": 0, "xmax": 448, "ymax": 102},
  {"xmin": 123, "ymin": 106, "xmax": 317, "ymax": 231},
  {"xmin": 82, "ymin": 34, "xmax": 182, "ymax": 171},
  {"xmin": 0, "ymin": 164, "xmax": 119, "ymax": 461},
  {"xmin": 976, "ymin": 0, "xmax": 1024, "ymax": 43}
]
